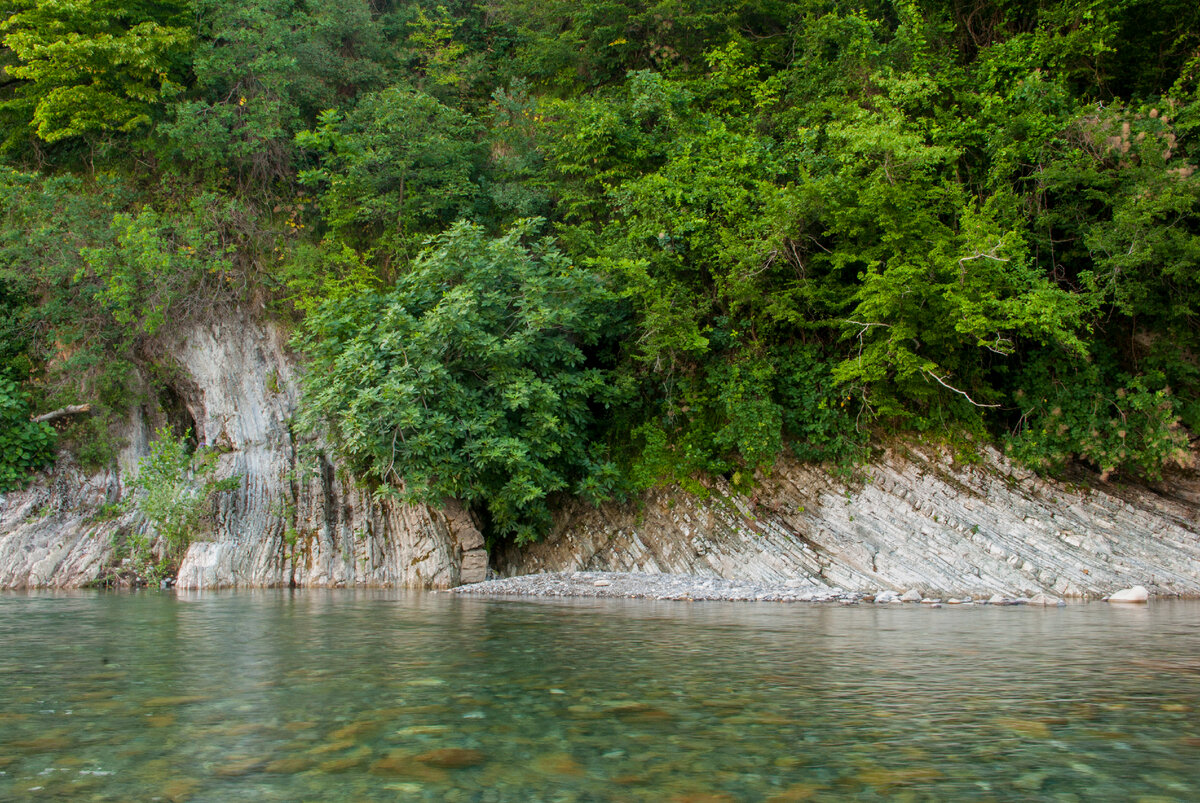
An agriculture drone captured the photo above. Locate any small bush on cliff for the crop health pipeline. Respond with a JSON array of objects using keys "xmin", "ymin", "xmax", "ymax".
[
  {"xmin": 0, "ymin": 376, "xmax": 55, "ymax": 491},
  {"xmin": 297, "ymin": 219, "xmax": 626, "ymax": 544},
  {"xmin": 125, "ymin": 427, "xmax": 239, "ymax": 583}
]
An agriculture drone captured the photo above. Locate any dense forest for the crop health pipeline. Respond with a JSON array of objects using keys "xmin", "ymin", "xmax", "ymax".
[{"xmin": 0, "ymin": 0, "xmax": 1197, "ymax": 544}]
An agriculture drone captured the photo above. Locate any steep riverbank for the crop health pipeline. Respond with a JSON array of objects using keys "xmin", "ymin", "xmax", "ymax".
[
  {"xmin": 0, "ymin": 317, "xmax": 486, "ymax": 590},
  {"xmin": 495, "ymin": 446, "xmax": 1200, "ymax": 599},
  {"xmin": 0, "ymin": 319, "xmax": 1197, "ymax": 596}
]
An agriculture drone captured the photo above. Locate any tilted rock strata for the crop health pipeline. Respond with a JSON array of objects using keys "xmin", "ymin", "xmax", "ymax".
[
  {"xmin": 496, "ymin": 446, "xmax": 1200, "ymax": 599},
  {"xmin": 0, "ymin": 459, "xmax": 124, "ymax": 589}
]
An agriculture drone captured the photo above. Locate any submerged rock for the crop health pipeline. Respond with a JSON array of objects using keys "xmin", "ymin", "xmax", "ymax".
[{"xmin": 413, "ymin": 748, "xmax": 486, "ymax": 769}]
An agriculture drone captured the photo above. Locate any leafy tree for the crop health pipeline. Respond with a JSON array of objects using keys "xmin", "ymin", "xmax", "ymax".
[
  {"xmin": 297, "ymin": 220, "xmax": 625, "ymax": 543},
  {"xmin": 296, "ymin": 87, "xmax": 482, "ymax": 264},
  {"xmin": 159, "ymin": 0, "xmax": 390, "ymax": 183},
  {"xmin": 2, "ymin": 0, "xmax": 1198, "ymax": 515},
  {"xmin": 0, "ymin": 168, "xmax": 130, "ymax": 412},
  {"xmin": 0, "ymin": 0, "xmax": 192, "ymax": 147}
]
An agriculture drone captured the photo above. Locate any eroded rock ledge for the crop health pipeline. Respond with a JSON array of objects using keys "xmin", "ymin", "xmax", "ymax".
[{"xmin": 495, "ymin": 446, "xmax": 1200, "ymax": 599}]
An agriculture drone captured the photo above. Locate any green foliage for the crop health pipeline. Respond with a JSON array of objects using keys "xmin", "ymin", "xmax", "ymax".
[
  {"xmin": 775, "ymin": 345, "xmax": 866, "ymax": 464},
  {"xmin": 0, "ymin": 168, "xmax": 136, "ymax": 461},
  {"xmin": 1007, "ymin": 350, "xmax": 1190, "ymax": 479},
  {"xmin": 405, "ymin": 5, "xmax": 471, "ymax": 94},
  {"xmin": 493, "ymin": 0, "xmax": 799, "ymax": 91},
  {"xmin": 159, "ymin": 0, "xmax": 391, "ymax": 179},
  {"xmin": 297, "ymin": 220, "xmax": 625, "ymax": 543},
  {"xmin": 0, "ymin": 375, "xmax": 55, "ymax": 491},
  {"xmin": 80, "ymin": 195, "xmax": 239, "ymax": 335},
  {"xmin": 708, "ymin": 355, "xmax": 784, "ymax": 475},
  {"xmin": 296, "ymin": 87, "xmax": 482, "ymax": 262},
  {"xmin": 126, "ymin": 426, "xmax": 239, "ymax": 583},
  {"xmin": 3, "ymin": 0, "xmax": 1199, "ymax": 532},
  {"xmin": 1, "ymin": 0, "xmax": 192, "ymax": 147}
]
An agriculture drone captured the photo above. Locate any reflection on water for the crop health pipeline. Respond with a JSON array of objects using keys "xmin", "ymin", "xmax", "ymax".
[{"xmin": 1, "ymin": 591, "xmax": 1198, "ymax": 801}]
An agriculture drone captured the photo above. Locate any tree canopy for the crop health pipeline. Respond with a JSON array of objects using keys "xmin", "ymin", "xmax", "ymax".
[{"xmin": 0, "ymin": 0, "xmax": 1196, "ymax": 536}]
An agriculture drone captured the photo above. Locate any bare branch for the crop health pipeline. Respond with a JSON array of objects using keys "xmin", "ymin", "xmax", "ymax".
[
  {"xmin": 957, "ymin": 244, "xmax": 1010, "ymax": 284},
  {"xmin": 921, "ymin": 369, "xmax": 1000, "ymax": 408},
  {"xmin": 31, "ymin": 404, "xmax": 93, "ymax": 423}
]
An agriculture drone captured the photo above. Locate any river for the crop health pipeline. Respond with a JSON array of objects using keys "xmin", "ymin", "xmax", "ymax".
[{"xmin": 1, "ymin": 591, "xmax": 1198, "ymax": 800}]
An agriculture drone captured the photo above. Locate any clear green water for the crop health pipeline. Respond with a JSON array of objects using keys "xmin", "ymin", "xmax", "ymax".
[{"xmin": 1, "ymin": 592, "xmax": 1198, "ymax": 801}]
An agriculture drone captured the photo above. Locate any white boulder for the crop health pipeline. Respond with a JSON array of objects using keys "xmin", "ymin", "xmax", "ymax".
[{"xmin": 1107, "ymin": 585, "xmax": 1149, "ymax": 603}]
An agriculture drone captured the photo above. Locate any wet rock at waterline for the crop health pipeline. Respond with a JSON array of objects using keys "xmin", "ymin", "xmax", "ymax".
[
  {"xmin": 452, "ymin": 571, "xmax": 863, "ymax": 602},
  {"xmin": 1107, "ymin": 585, "xmax": 1150, "ymax": 603}
]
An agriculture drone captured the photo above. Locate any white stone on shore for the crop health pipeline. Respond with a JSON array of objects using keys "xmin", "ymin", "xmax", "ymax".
[
  {"xmin": 1107, "ymin": 585, "xmax": 1149, "ymax": 603},
  {"xmin": 900, "ymin": 589, "xmax": 922, "ymax": 602},
  {"xmin": 1028, "ymin": 592, "xmax": 1064, "ymax": 606},
  {"xmin": 987, "ymin": 594, "xmax": 1006, "ymax": 604}
]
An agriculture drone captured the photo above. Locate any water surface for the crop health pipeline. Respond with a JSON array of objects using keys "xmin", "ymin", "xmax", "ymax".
[{"xmin": 1, "ymin": 591, "xmax": 1198, "ymax": 801}]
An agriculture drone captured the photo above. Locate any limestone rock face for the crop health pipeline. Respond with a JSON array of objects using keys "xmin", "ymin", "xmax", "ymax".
[
  {"xmin": 496, "ymin": 445, "xmax": 1200, "ymax": 599},
  {"xmin": 0, "ymin": 317, "xmax": 483, "ymax": 589},
  {"xmin": 0, "ymin": 459, "xmax": 124, "ymax": 589}
]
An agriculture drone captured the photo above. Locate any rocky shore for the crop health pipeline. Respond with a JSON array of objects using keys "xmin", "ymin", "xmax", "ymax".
[
  {"xmin": 2, "ymin": 319, "xmax": 1196, "ymax": 596},
  {"xmin": 450, "ymin": 570, "xmax": 1091, "ymax": 606}
]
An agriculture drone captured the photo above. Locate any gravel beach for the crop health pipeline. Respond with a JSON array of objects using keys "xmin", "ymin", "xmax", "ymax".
[
  {"xmin": 451, "ymin": 571, "xmax": 863, "ymax": 602},
  {"xmin": 450, "ymin": 571, "xmax": 1054, "ymax": 605}
]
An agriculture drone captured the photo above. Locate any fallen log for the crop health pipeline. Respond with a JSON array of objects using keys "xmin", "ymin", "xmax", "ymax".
[{"xmin": 31, "ymin": 403, "xmax": 92, "ymax": 423}]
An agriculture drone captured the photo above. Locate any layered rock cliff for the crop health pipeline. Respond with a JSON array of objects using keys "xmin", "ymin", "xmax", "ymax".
[
  {"xmin": 1, "ymin": 318, "xmax": 1197, "ymax": 596},
  {"xmin": 496, "ymin": 446, "xmax": 1200, "ymax": 598},
  {"xmin": 0, "ymin": 317, "xmax": 486, "ymax": 590}
]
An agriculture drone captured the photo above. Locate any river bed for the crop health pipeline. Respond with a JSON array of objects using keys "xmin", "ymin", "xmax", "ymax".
[{"xmin": 1, "ymin": 591, "xmax": 1198, "ymax": 801}]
